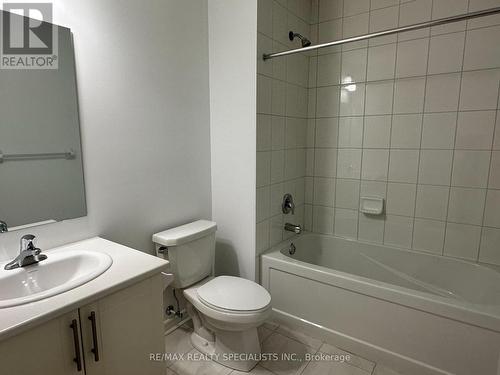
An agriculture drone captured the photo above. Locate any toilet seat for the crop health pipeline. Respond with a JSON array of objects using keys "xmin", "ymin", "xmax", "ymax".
[{"xmin": 197, "ymin": 276, "xmax": 271, "ymax": 312}]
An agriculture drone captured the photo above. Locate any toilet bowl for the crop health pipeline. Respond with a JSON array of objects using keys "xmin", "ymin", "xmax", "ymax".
[
  {"xmin": 153, "ymin": 221, "xmax": 272, "ymax": 372},
  {"xmin": 183, "ymin": 276, "xmax": 271, "ymax": 372}
]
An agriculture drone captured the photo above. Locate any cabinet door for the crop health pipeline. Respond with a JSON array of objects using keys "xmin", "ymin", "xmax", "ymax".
[
  {"xmin": 80, "ymin": 275, "xmax": 164, "ymax": 375},
  {"xmin": 0, "ymin": 309, "xmax": 84, "ymax": 375}
]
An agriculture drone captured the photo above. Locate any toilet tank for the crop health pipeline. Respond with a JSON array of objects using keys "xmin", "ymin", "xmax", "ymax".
[{"xmin": 153, "ymin": 220, "xmax": 217, "ymax": 289}]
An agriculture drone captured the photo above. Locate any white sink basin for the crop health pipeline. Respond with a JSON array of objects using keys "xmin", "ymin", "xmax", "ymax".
[{"xmin": 0, "ymin": 250, "xmax": 113, "ymax": 308}]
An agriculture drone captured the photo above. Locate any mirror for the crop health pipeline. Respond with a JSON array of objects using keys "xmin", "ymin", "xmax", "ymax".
[{"xmin": 0, "ymin": 10, "xmax": 86, "ymax": 232}]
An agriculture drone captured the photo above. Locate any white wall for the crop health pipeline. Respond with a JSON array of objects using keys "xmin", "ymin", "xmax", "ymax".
[
  {"xmin": 0, "ymin": 0, "xmax": 212, "ymax": 261},
  {"xmin": 208, "ymin": 0, "xmax": 258, "ymax": 280}
]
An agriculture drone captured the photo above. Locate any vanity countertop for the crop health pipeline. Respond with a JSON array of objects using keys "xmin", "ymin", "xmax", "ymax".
[{"xmin": 0, "ymin": 237, "xmax": 169, "ymax": 341}]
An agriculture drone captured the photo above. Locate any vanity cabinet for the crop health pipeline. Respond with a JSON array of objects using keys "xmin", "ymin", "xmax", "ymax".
[{"xmin": 0, "ymin": 275, "xmax": 164, "ymax": 375}]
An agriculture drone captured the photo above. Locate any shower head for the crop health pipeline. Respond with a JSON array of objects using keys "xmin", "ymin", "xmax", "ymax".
[{"xmin": 289, "ymin": 31, "xmax": 312, "ymax": 48}]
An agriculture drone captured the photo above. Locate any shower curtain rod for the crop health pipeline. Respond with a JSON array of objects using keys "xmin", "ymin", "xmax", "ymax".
[{"xmin": 263, "ymin": 6, "xmax": 500, "ymax": 60}]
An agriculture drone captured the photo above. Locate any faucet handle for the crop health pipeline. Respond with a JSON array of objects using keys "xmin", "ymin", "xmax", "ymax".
[
  {"xmin": 20, "ymin": 234, "xmax": 37, "ymax": 252},
  {"xmin": 282, "ymin": 193, "xmax": 295, "ymax": 214}
]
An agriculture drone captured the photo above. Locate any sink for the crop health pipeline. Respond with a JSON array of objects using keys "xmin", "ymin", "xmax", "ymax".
[{"xmin": 0, "ymin": 250, "xmax": 113, "ymax": 308}]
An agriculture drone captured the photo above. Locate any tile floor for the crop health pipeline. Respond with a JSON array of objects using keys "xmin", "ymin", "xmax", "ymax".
[{"xmin": 164, "ymin": 320, "xmax": 403, "ymax": 375}]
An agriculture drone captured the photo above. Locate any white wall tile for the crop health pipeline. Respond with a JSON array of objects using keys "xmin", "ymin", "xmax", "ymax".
[
  {"xmin": 314, "ymin": 148, "xmax": 337, "ymax": 177},
  {"xmin": 257, "ymin": 34, "xmax": 274, "ymax": 76},
  {"xmin": 489, "ymin": 151, "xmax": 500, "ymax": 189},
  {"xmin": 494, "ymin": 112, "xmax": 500, "ymax": 150},
  {"xmin": 315, "ymin": 118, "xmax": 338, "ymax": 148},
  {"xmin": 257, "ymin": 186, "xmax": 271, "ymax": 222},
  {"xmin": 256, "ymin": 220, "xmax": 270, "ymax": 254},
  {"xmin": 269, "ymin": 214, "xmax": 283, "ymax": 246},
  {"xmin": 312, "ymin": 205, "xmax": 334, "ymax": 234},
  {"xmin": 444, "ymin": 223, "xmax": 481, "ymax": 260},
  {"xmin": 341, "ymin": 49, "xmax": 368, "ymax": 84},
  {"xmin": 337, "ymin": 149, "xmax": 362, "ymax": 178},
  {"xmin": 273, "ymin": 41, "xmax": 287, "ymax": 81},
  {"xmin": 257, "ymin": 151, "xmax": 271, "ymax": 187},
  {"xmin": 340, "ymin": 83, "xmax": 366, "ymax": 116},
  {"xmin": 317, "ymin": 53, "xmax": 341, "ymax": 86},
  {"xmin": 313, "ymin": 177, "xmax": 335, "ymax": 206},
  {"xmin": 334, "ymin": 208, "xmax": 359, "ymax": 238},
  {"xmin": 455, "ymin": 111, "xmax": 496, "ymax": 150},
  {"xmin": 432, "ymin": 0, "xmax": 468, "ymax": 19},
  {"xmin": 386, "ymin": 183, "xmax": 417, "ymax": 216},
  {"xmin": 338, "ymin": 117, "xmax": 363, "ymax": 147},
  {"xmin": 257, "ymin": 115, "xmax": 272, "ymax": 151},
  {"xmin": 371, "ymin": 0, "xmax": 399, "ymax": 10},
  {"xmin": 391, "ymin": 114, "xmax": 423, "ymax": 149},
  {"xmin": 257, "ymin": 74, "xmax": 272, "ymax": 114},
  {"xmin": 448, "ymin": 187, "xmax": 486, "ymax": 225},
  {"xmin": 418, "ymin": 150, "xmax": 453, "ymax": 185},
  {"xmin": 318, "ymin": 18, "xmax": 342, "ymax": 44},
  {"xmin": 460, "ymin": 70, "xmax": 500, "ymax": 111},
  {"xmin": 273, "ymin": 2, "xmax": 289, "ymax": 46},
  {"xmin": 319, "ymin": 0, "xmax": 343, "ymax": 22},
  {"xmin": 464, "ymin": 26, "xmax": 500, "ymax": 70},
  {"xmin": 271, "ymin": 116, "xmax": 286, "ymax": 150},
  {"xmin": 362, "ymin": 149, "xmax": 389, "ymax": 181},
  {"xmin": 396, "ymin": 38, "xmax": 429, "ymax": 78},
  {"xmin": 271, "ymin": 183, "xmax": 285, "ymax": 215},
  {"xmin": 361, "ymin": 180, "xmax": 387, "ymax": 198},
  {"xmin": 258, "ymin": 0, "xmax": 273, "ymax": 36},
  {"xmin": 365, "ymin": 81, "xmax": 394, "ymax": 115},
  {"xmin": 452, "ymin": 151, "xmax": 491, "ymax": 188},
  {"xmin": 415, "ymin": 185, "xmax": 449, "ymax": 220},
  {"xmin": 343, "ymin": 0, "xmax": 370, "ymax": 17},
  {"xmin": 421, "ymin": 113, "xmax": 457, "ymax": 149},
  {"xmin": 399, "ymin": 0, "xmax": 432, "ymax": 25},
  {"xmin": 384, "ymin": 215, "xmax": 414, "ymax": 248},
  {"xmin": 484, "ymin": 189, "xmax": 500, "ymax": 228},
  {"xmin": 270, "ymin": 150, "xmax": 285, "ymax": 183},
  {"xmin": 479, "ymin": 227, "xmax": 500, "ymax": 265},
  {"xmin": 425, "ymin": 73, "xmax": 461, "ymax": 113},
  {"xmin": 335, "ymin": 179, "xmax": 360, "ymax": 209},
  {"xmin": 393, "ymin": 77, "xmax": 426, "ymax": 114},
  {"xmin": 316, "ymin": 86, "xmax": 340, "ymax": 117},
  {"xmin": 272, "ymin": 80, "xmax": 287, "ymax": 115},
  {"xmin": 358, "ymin": 215, "xmax": 385, "ymax": 243},
  {"xmin": 427, "ymin": 32, "xmax": 465, "ymax": 74},
  {"xmin": 343, "ymin": 13, "xmax": 369, "ymax": 48},
  {"xmin": 413, "ymin": 218, "xmax": 446, "ymax": 254},
  {"xmin": 367, "ymin": 44, "xmax": 397, "ymax": 81},
  {"xmin": 388, "ymin": 150, "xmax": 420, "ymax": 183},
  {"xmin": 364, "ymin": 115, "xmax": 391, "ymax": 148}
]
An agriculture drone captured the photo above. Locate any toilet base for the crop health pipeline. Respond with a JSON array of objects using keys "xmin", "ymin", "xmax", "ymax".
[{"xmin": 190, "ymin": 328, "xmax": 260, "ymax": 372}]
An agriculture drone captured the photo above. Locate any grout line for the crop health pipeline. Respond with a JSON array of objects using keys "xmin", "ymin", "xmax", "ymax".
[
  {"xmin": 354, "ymin": 7, "xmax": 374, "ymax": 241},
  {"xmin": 442, "ymin": 0, "xmax": 471, "ymax": 257},
  {"xmin": 477, "ymin": 79, "xmax": 500, "ymax": 261},
  {"xmin": 410, "ymin": 0, "xmax": 434, "ymax": 252}
]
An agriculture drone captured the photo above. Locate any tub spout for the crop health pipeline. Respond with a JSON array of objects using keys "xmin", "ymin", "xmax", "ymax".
[{"xmin": 284, "ymin": 223, "xmax": 302, "ymax": 234}]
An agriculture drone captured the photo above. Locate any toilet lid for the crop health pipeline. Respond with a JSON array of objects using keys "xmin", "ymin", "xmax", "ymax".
[{"xmin": 197, "ymin": 276, "xmax": 271, "ymax": 312}]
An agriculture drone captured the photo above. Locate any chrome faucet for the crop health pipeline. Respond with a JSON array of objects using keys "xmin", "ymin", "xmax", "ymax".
[
  {"xmin": 282, "ymin": 193, "xmax": 295, "ymax": 214},
  {"xmin": 284, "ymin": 222, "xmax": 302, "ymax": 234},
  {"xmin": 0, "ymin": 220, "xmax": 7, "ymax": 233},
  {"xmin": 4, "ymin": 234, "xmax": 47, "ymax": 270}
]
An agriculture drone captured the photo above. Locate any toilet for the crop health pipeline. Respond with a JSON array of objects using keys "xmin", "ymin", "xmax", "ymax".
[{"xmin": 153, "ymin": 220, "xmax": 272, "ymax": 372}]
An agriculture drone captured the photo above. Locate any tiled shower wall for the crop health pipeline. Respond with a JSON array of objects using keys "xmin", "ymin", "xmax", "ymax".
[
  {"xmin": 256, "ymin": 0, "xmax": 313, "ymax": 257},
  {"xmin": 305, "ymin": 0, "xmax": 500, "ymax": 266}
]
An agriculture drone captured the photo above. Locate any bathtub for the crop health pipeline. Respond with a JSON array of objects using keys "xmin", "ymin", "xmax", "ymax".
[{"xmin": 260, "ymin": 233, "xmax": 500, "ymax": 375}]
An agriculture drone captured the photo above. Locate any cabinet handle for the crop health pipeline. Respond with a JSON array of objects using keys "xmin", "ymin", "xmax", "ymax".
[
  {"xmin": 70, "ymin": 319, "xmax": 83, "ymax": 371},
  {"xmin": 88, "ymin": 311, "xmax": 100, "ymax": 362}
]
